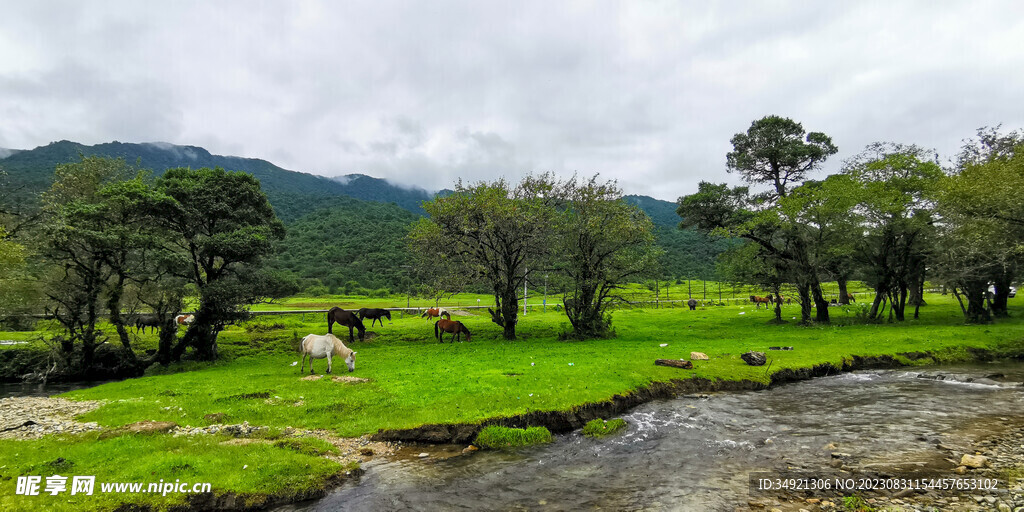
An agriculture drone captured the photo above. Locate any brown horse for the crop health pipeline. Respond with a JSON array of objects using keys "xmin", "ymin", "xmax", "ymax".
[
  {"xmin": 327, "ymin": 307, "xmax": 366, "ymax": 343},
  {"xmin": 846, "ymin": 293, "xmax": 856, "ymax": 303},
  {"xmin": 749, "ymin": 295, "xmax": 772, "ymax": 309},
  {"xmin": 421, "ymin": 307, "xmax": 451, "ymax": 321},
  {"xmin": 435, "ymin": 318, "xmax": 471, "ymax": 343}
]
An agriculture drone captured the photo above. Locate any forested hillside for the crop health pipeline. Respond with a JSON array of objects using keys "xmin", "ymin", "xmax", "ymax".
[
  {"xmin": 1, "ymin": 140, "xmax": 731, "ymax": 290},
  {"xmin": 270, "ymin": 199, "xmax": 420, "ymax": 293},
  {"xmin": 624, "ymin": 195, "xmax": 734, "ymax": 279}
]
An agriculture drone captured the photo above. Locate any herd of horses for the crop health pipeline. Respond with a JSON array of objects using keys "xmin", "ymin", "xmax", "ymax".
[
  {"xmin": 302, "ymin": 291, "xmax": 860, "ymax": 374},
  {"xmin": 300, "ymin": 306, "xmax": 471, "ymax": 374},
  {"xmin": 748, "ymin": 293, "xmax": 855, "ymax": 309}
]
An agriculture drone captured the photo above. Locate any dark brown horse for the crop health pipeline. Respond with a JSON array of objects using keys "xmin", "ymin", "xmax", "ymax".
[
  {"xmin": 749, "ymin": 295, "xmax": 772, "ymax": 309},
  {"xmin": 357, "ymin": 308, "xmax": 392, "ymax": 327},
  {"xmin": 327, "ymin": 307, "xmax": 366, "ymax": 343},
  {"xmin": 846, "ymin": 293, "xmax": 856, "ymax": 303},
  {"xmin": 435, "ymin": 318, "xmax": 471, "ymax": 343}
]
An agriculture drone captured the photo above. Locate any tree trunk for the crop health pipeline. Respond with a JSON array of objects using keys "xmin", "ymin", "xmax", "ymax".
[
  {"xmin": 771, "ymin": 284, "xmax": 783, "ymax": 323},
  {"xmin": 991, "ymin": 275, "xmax": 1012, "ymax": 318},
  {"xmin": 105, "ymin": 279, "xmax": 137, "ymax": 361},
  {"xmin": 837, "ymin": 278, "xmax": 850, "ymax": 305},
  {"xmin": 811, "ymin": 280, "xmax": 830, "ymax": 323},
  {"xmin": 796, "ymin": 283, "xmax": 812, "ymax": 324},
  {"xmin": 962, "ymin": 282, "xmax": 992, "ymax": 324},
  {"xmin": 869, "ymin": 287, "xmax": 885, "ymax": 320},
  {"xmin": 500, "ymin": 286, "xmax": 518, "ymax": 340}
]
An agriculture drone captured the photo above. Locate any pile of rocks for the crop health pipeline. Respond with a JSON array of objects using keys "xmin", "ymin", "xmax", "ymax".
[{"xmin": 0, "ymin": 396, "xmax": 104, "ymax": 439}]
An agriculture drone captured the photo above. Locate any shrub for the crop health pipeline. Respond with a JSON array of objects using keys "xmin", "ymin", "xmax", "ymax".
[
  {"xmin": 474, "ymin": 425, "xmax": 552, "ymax": 449},
  {"xmin": 582, "ymin": 418, "xmax": 627, "ymax": 438}
]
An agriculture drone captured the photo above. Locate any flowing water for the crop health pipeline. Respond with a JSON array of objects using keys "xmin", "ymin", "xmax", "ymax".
[
  {"xmin": 280, "ymin": 363, "xmax": 1024, "ymax": 511},
  {"xmin": 0, "ymin": 380, "xmax": 114, "ymax": 398}
]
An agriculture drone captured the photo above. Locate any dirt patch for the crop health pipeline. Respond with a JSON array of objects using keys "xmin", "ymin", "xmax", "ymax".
[
  {"xmin": 124, "ymin": 420, "xmax": 178, "ymax": 434},
  {"xmin": 332, "ymin": 376, "xmax": 370, "ymax": 383},
  {"xmin": 301, "ymin": 375, "xmax": 323, "ymax": 381}
]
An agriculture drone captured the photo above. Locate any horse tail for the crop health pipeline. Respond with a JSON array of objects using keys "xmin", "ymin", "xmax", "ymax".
[
  {"xmin": 327, "ymin": 307, "xmax": 336, "ymax": 334},
  {"xmin": 434, "ymin": 321, "xmax": 440, "ymax": 341}
]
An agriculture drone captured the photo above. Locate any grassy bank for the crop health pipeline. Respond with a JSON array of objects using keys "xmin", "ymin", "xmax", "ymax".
[{"xmin": 2, "ymin": 293, "xmax": 1023, "ymax": 510}]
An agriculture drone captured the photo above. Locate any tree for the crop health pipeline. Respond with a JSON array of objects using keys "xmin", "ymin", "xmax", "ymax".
[
  {"xmin": 941, "ymin": 129, "xmax": 1024, "ymax": 318},
  {"xmin": 156, "ymin": 167, "xmax": 286, "ymax": 360},
  {"xmin": 554, "ymin": 176, "xmax": 659, "ymax": 338},
  {"xmin": 410, "ymin": 176, "xmax": 558, "ymax": 340},
  {"xmin": 843, "ymin": 143, "xmax": 941, "ymax": 322},
  {"xmin": 37, "ymin": 156, "xmax": 139, "ymax": 369},
  {"xmin": 722, "ymin": 115, "xmax": 839, "ymax": 322}
]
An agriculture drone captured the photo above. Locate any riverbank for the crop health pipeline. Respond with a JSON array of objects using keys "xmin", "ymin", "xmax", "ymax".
[{"xmin": 2, "ymin": 297, "xmax": 1023, "ymax": 510}]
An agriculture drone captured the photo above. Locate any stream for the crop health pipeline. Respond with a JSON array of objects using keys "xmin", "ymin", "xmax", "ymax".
[{"xmin": 279, "ymin": 363, "xmax": 1024, "ymax": 511}]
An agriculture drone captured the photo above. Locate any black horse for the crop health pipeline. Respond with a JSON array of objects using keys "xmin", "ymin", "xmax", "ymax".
[
  {"xmin": 687, "ymin": 298, "xmax": 697, "ymax": 311},
  {"xmin": 327, "ymin": 307, "xmax": 366, "ymax": 343},
  {"xmin": 357, "ymin": 308, "xmax": 392, "ymax": 328},
  {"xmin": 132, "ymin": 313, "xmax": 161, "ymax": 333}
]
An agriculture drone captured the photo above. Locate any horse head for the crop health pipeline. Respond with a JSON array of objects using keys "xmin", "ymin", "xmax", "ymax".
[{"xmin": 346, "ymin": 351, "xmax": 357, "ymax": 372}]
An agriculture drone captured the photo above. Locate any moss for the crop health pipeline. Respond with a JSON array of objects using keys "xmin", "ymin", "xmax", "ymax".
[
  {"xmin": 272, "ymin": 437, "xmax": 339, "ymax": 457},
  {"xmin": 474, "ymin": 425, "xmax": 552, "ymax": 449},
  {"xmin": 582, "ymin": 418, "xmax": 627, "ymax": 437}
]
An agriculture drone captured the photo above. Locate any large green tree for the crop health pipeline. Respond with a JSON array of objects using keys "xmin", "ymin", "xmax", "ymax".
[
  {"xmin": 842, "ymin": 143, "xmax": 941, "ymax": 322},
  {"xmin": 410, "ymin": 176, "xmax": 558, "ymax": 340},
  {"xmin": 156, "ymin": 167, "xmax": 286, "ymax": 360},
  {"xmin": 941, "ymin": 129, "xmax": 1024, "ymax": 318},
  {"xmin": 688, "ymin": 115, "xmax": 839, "ymax": 323},
  {"xmin": 554, "ymin": 176, "xmax": 659, "ymax": 338}
]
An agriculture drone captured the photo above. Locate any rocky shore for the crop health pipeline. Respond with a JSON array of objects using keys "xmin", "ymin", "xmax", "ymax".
[
  {"xmin": 0, "ymin": 396, "xmax": 104, "ymax": 439},
  {"xmin": 746, "ymin": 420, "xmax": 1024, "ymax": 512}
]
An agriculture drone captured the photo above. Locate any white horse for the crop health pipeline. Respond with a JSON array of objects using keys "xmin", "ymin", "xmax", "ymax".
[{"xmin": 299, "ymin": 333, "xmax": 357, "ymax": 374}]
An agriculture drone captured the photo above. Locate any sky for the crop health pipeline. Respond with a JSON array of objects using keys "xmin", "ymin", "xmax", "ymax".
[{"xmin": 2, "ymin": 1, "xmax": 1023, "ymax": 201}]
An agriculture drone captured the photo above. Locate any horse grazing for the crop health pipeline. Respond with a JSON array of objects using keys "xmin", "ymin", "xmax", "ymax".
[
  {"xmin": 846, "ymin": 293, "xmax": 856, "ymax": 303},
  {"xmin": 133, "ymin": 314, "xmax": 161, "ymax": 333},
  {"xmin": 421, "ymin": 307, "xmax": 451, "ymax": 321},
  {"xmin": 687, "ymin": 298, "xmax": 698, "ymax": 310},
  {"xmin": 299, "ymin": 333, "xmax": 357, "ymax": 374},
  {"xmin": 357, "ymin": 308, "xmax": 392, "ymax": 328},
  {"xmin": 175, "ymin": 314, "xmax": 194, "ymax": 325},
  {"xmin": 749, "ymin": 295, "xmax": 773, "ymax": 309},
  {"xmin": 327, "ymin": 307, "xmax": 366, "ymax": 343},
  {"xmin": 435, "ymin": 319, "xmax": 471, "ymax": 343}
]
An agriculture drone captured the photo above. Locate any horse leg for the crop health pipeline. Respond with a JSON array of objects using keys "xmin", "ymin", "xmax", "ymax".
[
  {"xmin": 300, "ymin": 353, "xmax": 306, "ymax": 373},
  {"xmin": 326, "ymin": 353, "xmax": 333, "ymax": 374}
]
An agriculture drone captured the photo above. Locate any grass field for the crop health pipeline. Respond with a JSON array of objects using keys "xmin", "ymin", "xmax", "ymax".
[{"xmin": 2, "ymin": 291, "xmax": 1022, "ymax": 511}]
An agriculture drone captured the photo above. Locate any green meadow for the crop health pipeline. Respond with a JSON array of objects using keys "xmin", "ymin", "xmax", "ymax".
[{"xmin": 2, "ymin": 292, "xmax": 1023, "ymax": 510}]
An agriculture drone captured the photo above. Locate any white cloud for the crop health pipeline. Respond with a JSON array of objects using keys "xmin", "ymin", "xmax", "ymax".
[{"xmin": 2, "ymin": 1, "xmax": 1023, "ymax": 200}]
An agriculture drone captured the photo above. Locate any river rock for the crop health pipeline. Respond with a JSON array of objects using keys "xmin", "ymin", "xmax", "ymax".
[
  {"xmin": 961, "ymin": 454, "xmax": 990, "ymax": 468},
  {"xmin": 690, "ymin": 352, "xmax": 709, "ymax": 360},
  {"xmin": 741, "ymin": 351, "xmax": 767, "ymax": 366}
]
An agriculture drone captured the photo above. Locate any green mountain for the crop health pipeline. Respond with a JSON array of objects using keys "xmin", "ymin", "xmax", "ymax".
[
  {"xmin": 270, "ymin": 199, "xmax": 420, "ymax": 293},
  {"xmin": 0, "ymin": 140, "xmax": 432, "ymax": 221},
  {"xmin": 1, "ymin": 140, "xmax": 729, "ymax": 286},
  {"xmin": 624, "ymin": 195, "xmax": 734, "ymax": 280}
]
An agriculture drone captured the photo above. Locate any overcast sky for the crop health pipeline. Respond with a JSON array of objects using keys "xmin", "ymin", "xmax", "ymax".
[{"xmin": 2, "ymin": 1, "xmax": 1023, "ymax": 200}]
